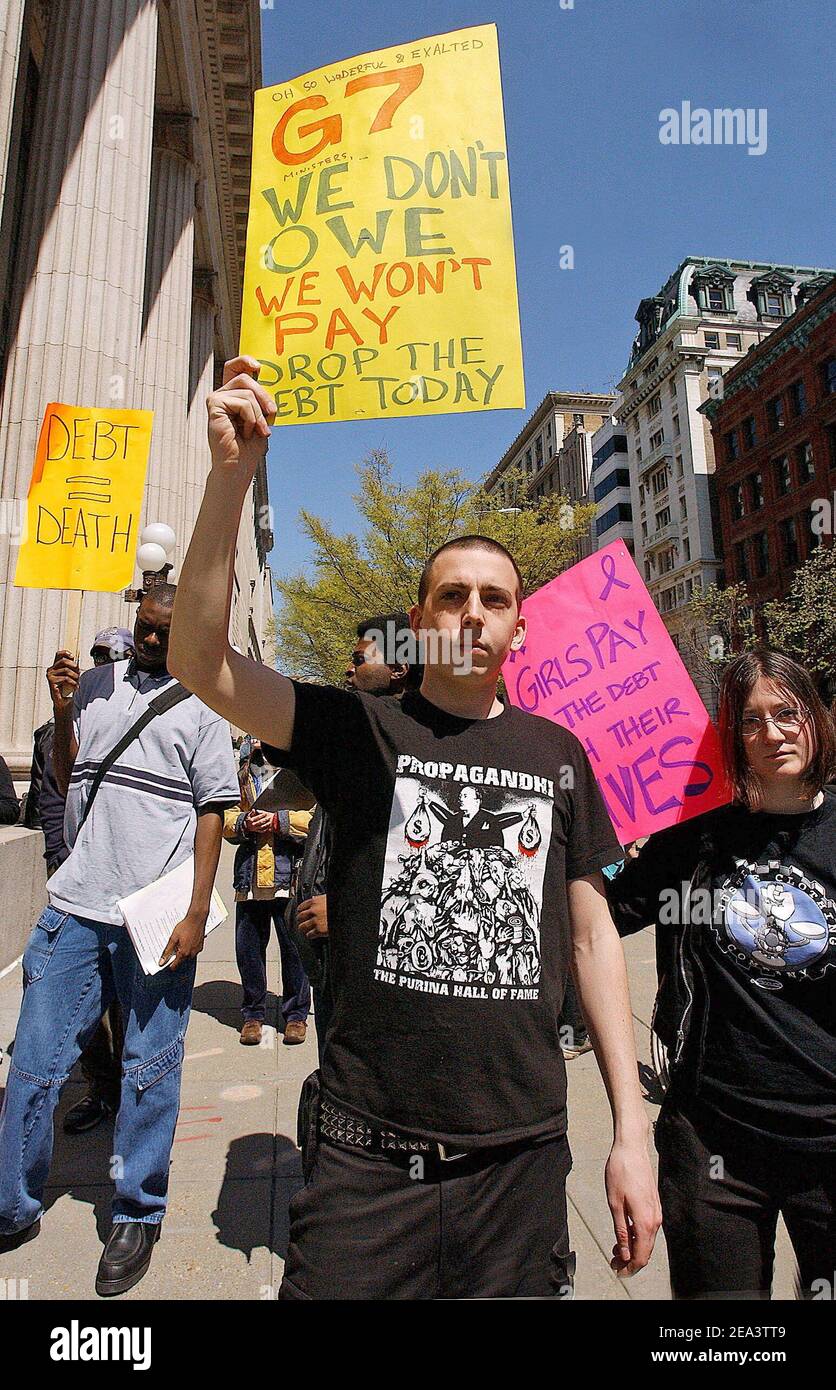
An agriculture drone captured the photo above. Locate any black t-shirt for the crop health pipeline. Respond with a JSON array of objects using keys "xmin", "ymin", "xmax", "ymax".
[
  {"xmin": 282, "ymin": 682, "xmax": 621, "ymax": 1146},
  {"xmin": 694, "ymin": 790, "xmax": 836, "ymax": 1151}
]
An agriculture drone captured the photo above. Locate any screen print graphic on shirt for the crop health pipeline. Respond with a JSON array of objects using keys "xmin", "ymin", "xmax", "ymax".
[
  {"xmin": 375, "ymin": 755, "xmax": 554, "ymax": 1000},
  {"xmin": 714, "ymin": 859, "xmax": 836, "ymax": 992}
]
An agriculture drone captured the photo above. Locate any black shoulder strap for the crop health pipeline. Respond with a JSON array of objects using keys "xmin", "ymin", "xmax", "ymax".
[{"xmin": 77, "ymin": 681, "xmax": 193, "ymax": 831}]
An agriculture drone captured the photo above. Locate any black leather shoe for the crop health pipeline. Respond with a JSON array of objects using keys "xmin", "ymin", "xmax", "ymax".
[
  {"xmin": 95, "ymin": 1222, "xmax": 161, "ymax": 1297},
  {"xmin": 63, "ymin": 1094, "xmax": 114, "ymax": 1134},
  {"xmin": 0, "ymin": 1219, "xmax": 40, "ymax": 1254}
]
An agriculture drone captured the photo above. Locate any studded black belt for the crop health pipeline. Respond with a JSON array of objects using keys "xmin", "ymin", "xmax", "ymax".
[{"xmin": 318, "ymin": 1095, "xmax": 468, "ymax": 1162}]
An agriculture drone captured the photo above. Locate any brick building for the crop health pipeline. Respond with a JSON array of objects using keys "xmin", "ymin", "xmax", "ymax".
[
  {"xmin": 701, "ymin": 274, "xmax": 836, "ymax": 613},
  {"xmin": 617, "ymin": 258, "xmax": 832, "ymax": 657}
]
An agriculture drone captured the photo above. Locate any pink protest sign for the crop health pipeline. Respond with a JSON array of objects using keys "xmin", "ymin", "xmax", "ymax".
[{"xmin": 503, "ymin": 540, "xmax": 731, "ymax": 843}]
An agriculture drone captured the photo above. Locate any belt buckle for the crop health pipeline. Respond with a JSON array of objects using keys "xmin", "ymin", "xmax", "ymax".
[{"xmin": 436, "ymin": 1142, "xmax": 467, "ymax": 1162}]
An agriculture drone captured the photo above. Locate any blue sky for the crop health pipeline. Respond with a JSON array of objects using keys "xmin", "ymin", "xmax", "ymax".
[{"xmin": 258, "ymin": 0, "xmax": 835, "ymax": 586}]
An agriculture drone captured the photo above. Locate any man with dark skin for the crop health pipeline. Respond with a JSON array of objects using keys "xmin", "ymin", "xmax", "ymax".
[
  {"xmin": 343, "ymin": 627, "xmax": 410, "ymax": 695},
  {"xmin": 50, "ymin": 595, "xmax": 214, "ymax": 966},
  {"xmin": 43, "ymin": 628, "xmax": 137, "ymax": 1136},
  {"xmin": 0, "ymin": 586, "xmax": 239, "ymax": 1296}
]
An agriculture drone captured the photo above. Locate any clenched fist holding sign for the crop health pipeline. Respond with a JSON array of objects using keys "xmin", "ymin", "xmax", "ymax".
[
  {"xmin": 206, "ymin": 355, "xmax": 277, "ymax": 485},
  {"xmin": 168, "ymin": 358, "xmax": 297, "ymax": 758}
]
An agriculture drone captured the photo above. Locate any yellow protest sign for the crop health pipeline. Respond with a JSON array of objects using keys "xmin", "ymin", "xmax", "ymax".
[
  {"xmin": 240, "ymin": 24, "xmax": 525, "ymax": 425},
  {"xmin": 14, "ymin": 403, "xmax": 153, "ymax": 591}
]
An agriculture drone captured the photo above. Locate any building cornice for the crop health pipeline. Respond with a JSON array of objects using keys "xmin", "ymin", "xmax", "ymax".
[
  {"xmin": 618, "ymin": 334, "xmax": 708, "ymax": 417},
  {"xmin": 699, "ymin": 278, "xmax": 836, "ymax": 420},
  {"xmin": 180, "ymin": 0, "xmax": 262, "ymax": 352},
  {"xmin": 486, "ymin": 390, "xmax": 614, "ymax": 487},
  {"xmin": 625, "ymin": 257, "xmax": 835, "ymax": 375}
]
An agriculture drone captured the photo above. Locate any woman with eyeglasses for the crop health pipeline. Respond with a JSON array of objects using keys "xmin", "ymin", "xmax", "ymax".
[{"xmin": 608, "ymin": 648, "xmax": 836, "ymax": 1299}]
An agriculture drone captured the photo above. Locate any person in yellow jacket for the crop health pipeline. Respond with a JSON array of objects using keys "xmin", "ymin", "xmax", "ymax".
[{"xmin": 223, "ymin": 739, "xmax": 312, "ymax": 1046}]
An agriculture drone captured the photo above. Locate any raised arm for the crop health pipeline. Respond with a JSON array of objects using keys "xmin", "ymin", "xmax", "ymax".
[
  {"xmin": 46, "ymin": 650, "xmax": 80, "ymax": 799},
  {"xmin": 168, "ymin": 357, "xmax": 296, "ymax": 751}
]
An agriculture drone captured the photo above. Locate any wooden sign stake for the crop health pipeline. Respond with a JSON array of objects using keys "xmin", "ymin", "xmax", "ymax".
[{"xmin": 62, "ymin": 588, "xmax": 83, "ymax": 698}]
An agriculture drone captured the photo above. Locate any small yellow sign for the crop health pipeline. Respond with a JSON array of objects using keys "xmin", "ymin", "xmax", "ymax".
[
  {"xmin": 14, "ymin": 403, "xmax": 153, "ymax": 591},
  {"xmin": 240, "ymin": 23, "xmax": 525, "ymax": 425}
]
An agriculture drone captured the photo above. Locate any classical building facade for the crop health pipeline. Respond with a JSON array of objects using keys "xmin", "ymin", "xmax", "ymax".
[
  {"xmin": 0, "ymin": 0, "xmax": 271, "ymax": 773},
  {"xmin": 485, "ymin": 391, "xmax": 614, "ymax": 505},
  {"xmin": 617, "ymin": 258, "xmax": 834, "ymax": 655},
  {"xmin": 590, "ymin": 415, "xmax": 632, "ymax": 554},
  {"xmin": 701, "ymin": 273, "xmax": 836, "ymax": 610}
]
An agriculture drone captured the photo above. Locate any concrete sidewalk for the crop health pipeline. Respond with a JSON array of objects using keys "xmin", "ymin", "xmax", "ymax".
[{"xmin": 0, "ymin": 844, "xmax": 795, "ymax": 1300}]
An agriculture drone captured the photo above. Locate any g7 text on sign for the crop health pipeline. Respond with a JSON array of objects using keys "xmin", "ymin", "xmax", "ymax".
[{"xmin": 240, "ymin": 24, "xmax": 525, "ymax": 425}]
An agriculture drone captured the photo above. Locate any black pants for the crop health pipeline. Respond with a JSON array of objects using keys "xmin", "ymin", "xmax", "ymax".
[
  {"xmin": 656, "ymin": 1101, "xmax": 836, "ymax": 1299},
  {"xmin": 279, "ymin": 1131, "xmax": 574, "ymax": 1299}
]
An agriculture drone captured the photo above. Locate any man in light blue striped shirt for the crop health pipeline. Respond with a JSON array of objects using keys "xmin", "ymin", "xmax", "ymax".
[{"xmin": 0, "ymin": 586, "xmax": 239, "ymax": 1297}]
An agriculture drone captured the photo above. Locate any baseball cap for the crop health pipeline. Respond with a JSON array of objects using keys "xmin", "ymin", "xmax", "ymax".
[{"xmin": 91, "ymin": 627, "xmax": 136, "ymax": 659}]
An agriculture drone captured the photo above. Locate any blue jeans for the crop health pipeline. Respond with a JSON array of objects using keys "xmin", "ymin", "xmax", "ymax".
[
  {"xmin": 235, "ymin": 898, "xmax": 310, "ymax": 1024},
  {"xmin": 0, "ymin": 906, "xmax": 195, "ymax": 1234}
]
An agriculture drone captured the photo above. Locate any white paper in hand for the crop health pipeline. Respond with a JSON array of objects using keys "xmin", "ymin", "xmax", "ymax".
[{"xmin": 117, "ymin": 855, "xmax": 227, "ymax": 976}]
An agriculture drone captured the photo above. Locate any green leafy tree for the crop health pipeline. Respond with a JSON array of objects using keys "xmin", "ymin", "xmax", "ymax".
[
  {"xmin": 262, "ymin": 607, "xmax": 277, "ymax": 667},
  {"xmin": 677, "ymin": 580, "xmax": 758, "ymax": 698},
  {"xmin": 764, "ymin": 545, "xmax": 836, "ymax": 697},
  {"xmin": 274, "ymin": 450, "xmax": 595, "ymax": 683}
]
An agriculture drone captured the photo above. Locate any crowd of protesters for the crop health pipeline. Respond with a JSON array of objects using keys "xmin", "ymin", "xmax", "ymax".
[{"xmin": 0, "ymin": 354, "xmax": 833, "ymax": 1302}]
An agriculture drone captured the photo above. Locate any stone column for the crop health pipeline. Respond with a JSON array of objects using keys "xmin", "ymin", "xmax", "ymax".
[
  {"xmin": 0, "ymin": 0, "xmax": 159, "ymax": 771},
  {"xmin": 0, "ymin": 0, "xmax": 26, "ymax": 220},
  {"xmin": 182, "ymin": 268, "xmax": 217, "ymax": 546},
  {"xmin": 135, "ymin": 114, "xmax": 197, "ymax": 572}
]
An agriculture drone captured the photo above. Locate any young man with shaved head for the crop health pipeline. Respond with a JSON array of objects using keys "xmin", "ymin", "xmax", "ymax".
[
  {"xmin": 168, "ymin": 358, "xmax": 661, "ymax": 1300},
  {"xmin": 0, "ymin": 585, "xmax": 240, "ymax": 1296}
]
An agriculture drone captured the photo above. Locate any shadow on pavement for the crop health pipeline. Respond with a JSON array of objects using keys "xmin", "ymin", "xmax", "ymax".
[
  {"xmin": 212, "ymin": 1132, "xmax": 303, "ymax": 1261},
  {"xmin": 35, "ymin": 1084, "xmax": 117, "ymax": 1244},
  {"xmin": 0, "ymin": 1082, "xmax": 304, "ymax": 1261},
  {"xmin": 191, "ymin": 979, "xmax": 282, "ymax": 1032}
]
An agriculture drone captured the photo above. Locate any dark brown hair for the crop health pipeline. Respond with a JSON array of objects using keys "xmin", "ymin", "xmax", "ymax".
[
  {"xmin": 417, "ymin": 535, "xmax": 523, "ymax": 607},
  {"xmin": 718, "ymin": 648, "xmax": 836, "ymax": 807}
]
